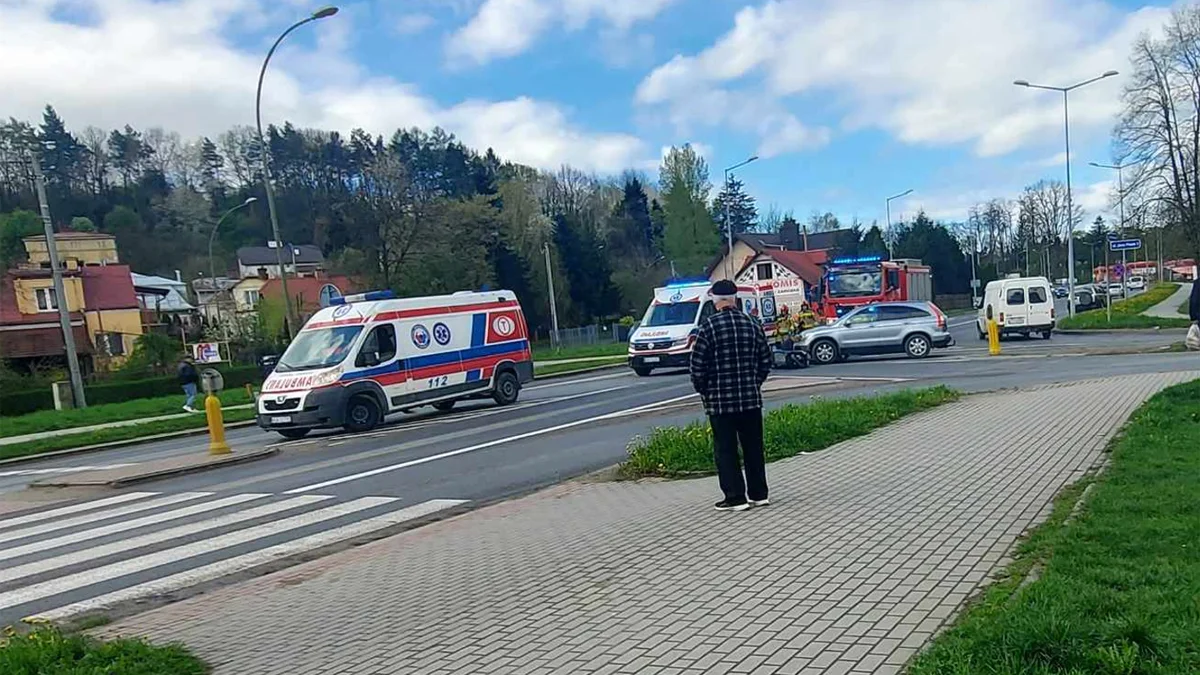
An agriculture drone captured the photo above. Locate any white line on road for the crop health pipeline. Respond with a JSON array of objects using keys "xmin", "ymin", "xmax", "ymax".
[
  {"xmin": 0, "ymin": 464, "xmax": 137, "ymax": 478},
  {"xmin": 526, "ymin": 371, "xmax": 631, "ymax": 391},
  {"xmin": 0, "ymin": 492, "xmax": 212, "ymax": 546},
  {"xmin": 0, "ymin": 495, "xmax": 332, "ymax": 585},
  {"xmin": 25, "ymin": 499, "xmax": 468, "ymax": 623},
  {"xmin": 284, "ymin": 393, "xmax": 700, "ymax": 494},
  {"xmin": 0, "ymin": 493, "xmax": 270, "ymax": 563},
  {"xmin": 0, "ymin": 496, "xmax": 398, "ymax": 611},
  {"xmin": 0, "ymin": 493, "xmax": 157, "ymax": 532}
]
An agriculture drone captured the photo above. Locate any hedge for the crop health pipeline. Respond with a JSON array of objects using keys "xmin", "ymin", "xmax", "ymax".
[{"xmin": 0, "ymin": 365, "xmax": 263, "ymax": 417}]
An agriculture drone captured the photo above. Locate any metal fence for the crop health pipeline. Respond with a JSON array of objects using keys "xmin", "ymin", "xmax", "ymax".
[{"xmin": 539, "ymin": 322, "xmax": 635, "ymax": 348}]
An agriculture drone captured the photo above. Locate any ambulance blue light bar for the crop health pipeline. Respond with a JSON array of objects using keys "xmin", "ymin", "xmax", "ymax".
[
  {"xmin": 830, "ymin": 255, "xmax": 884, "ymax": 265},
  {"xmin": 329, "ymin": 290, "xmax": 395, "ymax": 306}
]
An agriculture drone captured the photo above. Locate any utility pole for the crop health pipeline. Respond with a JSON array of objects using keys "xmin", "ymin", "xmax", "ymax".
[
  {"xmin": 30, "ymin": 151, "xmax": 87, "ymax": 408},
  {"xmin": 543, "ymin": 242, "xmax": 560, "ymax": 349}
]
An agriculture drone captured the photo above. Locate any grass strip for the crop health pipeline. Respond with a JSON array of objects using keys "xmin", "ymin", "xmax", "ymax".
[
  {"xmin": 0, "ymin": 624, "xmax": 207, "ymax": 675},
  {"xmin": 530, "ymin": 342, "xmax": 627, "ymax": 360},
  {"xmin": 0, "ymin": 389, "xmax": 256, "ymax": 439},
  {"xmin": 534, "ymin": 356, "xmax": 626, "ymax": 377},
  {"xmin": 1059, "ymin": 283, "xmax": 1190, "ymax": 330},
  {"xmin": 618, "ymin": 386, "xmax": 959, "ymax": 479},
  {"xmin": 0, "ymin": 408, "xmax": 257, "ymax": 462},
  {"xmin": 907, "ymin": 378, "xmax": 1200, "ymax": 675}
]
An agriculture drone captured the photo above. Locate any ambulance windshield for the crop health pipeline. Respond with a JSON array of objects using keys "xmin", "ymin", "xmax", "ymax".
[
  {"xmin": 643, "ymin": 301, "xmax": 701, "ymax": 327},
  {"xmin": 276, "ymin": 325, "xmax": 364, "ymax": 372}
]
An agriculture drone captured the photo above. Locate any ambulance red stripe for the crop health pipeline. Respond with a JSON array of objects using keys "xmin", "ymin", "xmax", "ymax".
[{"xmin": 372, "ymin": 300, "xmax": 520, "ymax": 323}]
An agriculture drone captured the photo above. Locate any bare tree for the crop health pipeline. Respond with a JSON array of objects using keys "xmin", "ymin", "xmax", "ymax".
[{"xmin": 1115, "ymin": 6, "xmax": 1200, "ymax": 257}]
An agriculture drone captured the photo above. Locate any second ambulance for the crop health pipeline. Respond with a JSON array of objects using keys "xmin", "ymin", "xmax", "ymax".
[{"xmin": 627, "ymin": 279, "xmax": 777, "ymax": 376}]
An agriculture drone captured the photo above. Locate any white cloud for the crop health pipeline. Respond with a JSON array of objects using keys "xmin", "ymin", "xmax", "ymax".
[
  {"xmin": 395, "ymin": 13, "xmax": 436, "ymax": 36},
  {"xmin": 636, "ymin": 0, "xmax": 1173, "ymax": 159},
  {"xmin": 0, "ymin": 0, "xmax": 645, "ymax": 174},
  {"xmin": 446, "ymin": 0, "xmax": 676, "ymax": 66}
]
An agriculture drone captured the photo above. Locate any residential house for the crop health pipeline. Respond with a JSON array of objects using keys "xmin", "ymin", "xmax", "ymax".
[
  {"xmin": 236, "ymin": 245, "xmax": 324, "ymax": 280},
  {"xmin": 233, "ymin": 274, "xmax": 352, "ymax": 317},
  {"xmin": 133, "ymin": 272, "xmax": 197, "ymax": 335},
  {"xmin": 192, "ymin": 276, "xmax": 240, "ymax": 324},
  {"xmin": 708, "ymin": 222, "xmax": 853, "ymax": 313},
  {"xmin": 1, "ymin": 262, "xmax": 143, "ymax": 371},
  {"xmin": 23, "ymin": 232, "xmax": 120, "ymax": 267}
]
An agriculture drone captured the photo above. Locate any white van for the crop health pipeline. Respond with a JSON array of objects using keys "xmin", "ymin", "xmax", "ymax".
[
  {"xmin": 627, "ymin": 280, "xmax": 777, "ymax": 376},
  {"xmin": 257, "ymin": 289, "xmax": 533, "ymax": 439},
  {"xmin": 977, "ymin": 276, "xmax": 1056, "ymax": 340}
]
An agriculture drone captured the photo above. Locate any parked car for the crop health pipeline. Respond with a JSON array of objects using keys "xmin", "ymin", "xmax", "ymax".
[
  {"xmin": 798, "ymin": 301, "xmax": 954, "ymax": 365},
  {"xmin": 1052, "ymin": 286, "xmax": 1069, "ymax": 298},
  {"xmin": 1128, "ymin": 275, "xmax": 1146, "ymax": 291}
]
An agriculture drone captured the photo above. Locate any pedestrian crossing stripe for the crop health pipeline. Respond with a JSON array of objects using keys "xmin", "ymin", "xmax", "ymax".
[{"xmin": 0, "ymin": 491, "xmax": 467, "ymax": 623}]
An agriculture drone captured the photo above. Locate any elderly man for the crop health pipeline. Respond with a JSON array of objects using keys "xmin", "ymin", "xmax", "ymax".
[{"xmin": 689, "ymin": 279, "xmax": 774, "ymax": 511}]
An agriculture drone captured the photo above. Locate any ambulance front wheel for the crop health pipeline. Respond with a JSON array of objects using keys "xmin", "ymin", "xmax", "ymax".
[
  {"xmin": 277, "ymin": 428, "xmax": 310, "ymax": 440},
  {"xmin": 492, "ymin": 371, "xmax": 520, "ymax": 406},
  {"xmin": 633, "ymin": 367, "xmax": 652, "ymax": 377},
  {"xmin": 344, "ymin": 395, "xmax": 382, "ymax": 432}
]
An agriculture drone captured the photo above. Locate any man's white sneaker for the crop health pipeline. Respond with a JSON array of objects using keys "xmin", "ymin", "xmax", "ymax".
[
  {"xmin": 714, "ymin": 500, "xmax": 751, "ymax": 512},
  {"xmin": 749, "ymin": 498, "xmax": 770, "ymax": 507}
]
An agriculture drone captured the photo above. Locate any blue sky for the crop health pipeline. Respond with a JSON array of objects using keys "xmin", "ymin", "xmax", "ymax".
[{"xmin": 0, "ymin": 0, "xmax": 1179, "ymax": 227}]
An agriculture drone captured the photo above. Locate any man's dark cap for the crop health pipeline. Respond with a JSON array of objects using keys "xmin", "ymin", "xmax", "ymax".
[{"xmin": 710, "ymin": 280, "xmax": 738, "ymax": 297}]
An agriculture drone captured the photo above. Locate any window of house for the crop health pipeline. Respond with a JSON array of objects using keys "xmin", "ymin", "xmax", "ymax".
[
  {"xmin": 35, "ymin": 287, "xmax": 57, "ymax": 312},
  {"xmin": 755, "ymin": 263, "xmax": 774, "ymax": 281},
  {"xmin": 98, "ymin": 332, "xmax": 125, "ymax": 356},
  {"xmin": 243, "ymin": 290, "xmax": 261, "ymax": 307}
]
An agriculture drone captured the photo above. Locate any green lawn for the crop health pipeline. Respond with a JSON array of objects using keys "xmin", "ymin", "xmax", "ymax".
[
  {"xmin": 908, "ymin": 378, "xmax": 1200, "ymax": 674},
  {"xmin": 0, "ymin": 624, "xmax": 207, "ymax": 675},
  {"xmin": 0, "ymin": 408, "xmax": 257, "ymax": 462},
  {"xmin": 0, "ymin": 389, "xmax": 255, "ymax": 439},
  {"xmin": 531, "ymin": 342, "xmax": 627, "ymax": 361},
  {"xmin": 619, "ymin": 387, "xmax": 959, "ymax": 479},
  {"xmin": 1058, "ymin": 283, "xmax": 1190, "ymax": 329},
  {"xmin": 534, "ymin": 356, "xmax": 625, "ymax": 377}
]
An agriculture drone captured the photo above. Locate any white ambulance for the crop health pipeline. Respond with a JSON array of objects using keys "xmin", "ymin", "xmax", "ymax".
[
  {"xmin": 627, "ymin": 279, "xmax": 777, "ymax": 376},
  {"xmin": 257, "ymin": 289, "xmax": 534, "ymax": 439}
]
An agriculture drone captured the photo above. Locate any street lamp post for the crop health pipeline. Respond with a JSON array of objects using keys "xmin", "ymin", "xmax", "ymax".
[
  {"xmin": 209, "ymin": 198, "xmax": 259, "ymax": 284},
  {"xmin": 723, "ymin": 156, "xmax": 759, "ymax": 279},
  {"xmin": 1014, "ymin": 70, "xmax": 1119, "ymax": 317},
  {"xmin": 256, "ymin": 5, "xmax": 339, "ymax": 340},
  {"xmin": 885, "ymin": 189, "xmax": 913, "ymax": 258}
]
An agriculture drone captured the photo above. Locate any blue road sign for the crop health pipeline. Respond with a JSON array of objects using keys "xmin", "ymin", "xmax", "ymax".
[
  {"xmin": 1106, "ymin": 232, "xmax": 1118, "ymax": 241},
  {"xmin": 1110, "ymin": 238, "xmax": 1142, "ymax": 251}
]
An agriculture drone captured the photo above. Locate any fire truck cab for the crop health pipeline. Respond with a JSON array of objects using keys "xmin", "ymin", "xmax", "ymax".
[{"xmin": 816, "ymin": 256, "xmax": 933, "ymax": 321}]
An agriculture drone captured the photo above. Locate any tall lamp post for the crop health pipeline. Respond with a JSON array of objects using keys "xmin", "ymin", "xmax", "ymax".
[
  {"xmin": 208, "ymin": 198, "xmax": 259, "ymax": 284},
  {"xmin": 723, "ymin": 155, "xmax": 759, "ymax": 279},
  {"xmin": 1089, "ymin": 161, "xmax": 1129, "ymax": 322},
  {"xmin": 885, "ymin": 189, "xmax": 913, "ymax": 258},
  {"xmin": 1014, "ymin": 70, "xmax": 1119, "ymax": 317},
  {"xmin": 256, "ymin": 5, "xmax": 339, "ymax": 339}
]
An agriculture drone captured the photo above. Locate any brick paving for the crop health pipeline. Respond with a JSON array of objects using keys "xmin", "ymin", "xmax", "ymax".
[{"xmin": 102, "ymin": 372, "xmax": 1196, "ymax": 674}]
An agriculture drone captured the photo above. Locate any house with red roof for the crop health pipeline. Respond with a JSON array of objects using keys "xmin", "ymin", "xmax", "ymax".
[{"xmin": 1, "ymin": 235, "xmax": 144, "ymax": 372}]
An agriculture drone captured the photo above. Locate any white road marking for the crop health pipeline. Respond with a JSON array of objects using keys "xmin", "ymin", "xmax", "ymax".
[
  {"xmin": 0, "ymin": 495, "xmax": 331, "ymax": 584},
  {"xmin": 25, "ymin": 499, "xmax": 468, "ymax": 622},
  {"xmin": 0, "ymin": 464, "xmax": 136, "ymax": 478},
  {"xmin": 0, "ymin": 493, "xmax": 270, "ymax": 563},
  {"xmin": 285, "ymin": 392, "xmax": 700, "ymax": 493},
  {"xmin": 0, "ymin": 492, "xmax": 211, "ymax": 546},
  {"xmin": 0, "ymin": 492, "xmax": 158, "ymax": 532},
  {"xmin": 0, "ymin": 496, "xmax": 398, "ymax": 611}
]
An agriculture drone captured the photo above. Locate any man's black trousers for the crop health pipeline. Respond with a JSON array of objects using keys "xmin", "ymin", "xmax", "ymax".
[{"xmin": 709, "ymin": 409, "xmax": 768, "ymax": 503}]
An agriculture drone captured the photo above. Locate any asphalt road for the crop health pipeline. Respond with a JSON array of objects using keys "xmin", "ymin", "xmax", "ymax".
[{"xmin": 0, "ymin": 319, "xmax": 1193, "ymax": 627}]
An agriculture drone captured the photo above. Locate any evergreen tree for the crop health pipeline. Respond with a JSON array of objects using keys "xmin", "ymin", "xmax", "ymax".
[
  {"xmin": 712, "ymin": 176, "xmax": 758, "ymax": 237},
  {"xmin": 659, "ymin": 144, "xmax": 720, "ymax": 274},
  {"xmin": 553, "ymin": 212, "xmax": 620, "ymax": 321},
  {"xmin": 892, "ymin": 211, "xmax": 971, "ymax": 294}
]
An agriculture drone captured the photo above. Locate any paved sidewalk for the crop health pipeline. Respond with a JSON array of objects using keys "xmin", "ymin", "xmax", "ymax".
[
  {"xmin": 102, "ymin": 372, "xmax": 1196, "ymax": 675},
  {"xmin": 1142, "ymin": 283, "xmax": 1191, "ymax": 318},
  {"xmin": 0, "ymin": 404, "xmax": 254, "ymax": 447}
]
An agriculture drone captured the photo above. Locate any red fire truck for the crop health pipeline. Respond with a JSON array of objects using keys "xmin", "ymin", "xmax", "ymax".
[{"xmin": 815, "ymin": 256, "xmax": 933, "ymax": 320}]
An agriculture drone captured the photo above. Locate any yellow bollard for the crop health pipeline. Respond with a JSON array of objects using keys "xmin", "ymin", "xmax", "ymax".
[
  {"xmin": 205, "ymin": 392, "xmax": 232, "ymax": 455},
  {"xmin": 986, "ymin": 318, "xmax": 1001, "ymax": 356}
]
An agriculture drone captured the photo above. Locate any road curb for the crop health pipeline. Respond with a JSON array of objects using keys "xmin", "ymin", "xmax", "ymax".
[
  {"xmin": 31, "ymin": 447, "xmax": 279, "ymax": 488},
  {"xmin": 1053, "ymin": 328, "xmax": 1187, "ymax": 335},
  {"xmin": 535, "ymin": 362, "xmax": 626, "ymax": 380},
  {"xmin": 0, "ymin": 420, "xmax": 260, "ymax": 468}
]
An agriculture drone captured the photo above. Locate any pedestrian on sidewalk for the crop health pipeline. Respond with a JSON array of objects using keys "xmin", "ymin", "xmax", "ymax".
[
  {"xmin": 690, "ymin": 279, "xmax": 773, "ymax": 512},
  {"xmin": 178, "ymin": 355, "xmax": 200, "ymax": 413},
  {"xmin": 1187, "ymin": 279, "xmax": 1200, "ymax": 351}
]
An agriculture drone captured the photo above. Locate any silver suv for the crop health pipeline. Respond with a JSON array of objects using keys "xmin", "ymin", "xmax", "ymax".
[{"xmin": 799, "ymin": 301, "xmax": 954, "ymax": 364}]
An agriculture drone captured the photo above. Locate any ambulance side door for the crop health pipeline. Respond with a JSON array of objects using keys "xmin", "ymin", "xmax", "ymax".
[{"xmin": 353, "ymin": 322, "xmax": 403, "ymax": 410}]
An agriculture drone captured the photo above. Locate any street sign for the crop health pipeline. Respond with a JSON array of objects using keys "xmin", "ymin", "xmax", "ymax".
[
  {"xmin": 1106, "ymin": 232, "xmax": 1118, "ymax": 241},
  {"xmin": 1110, "ymin": 238, "xmax": 1142, "ymax": 251},
  {"xmin": 970, "ymin": 278, "xmax": 981, "ymax": 289}
]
